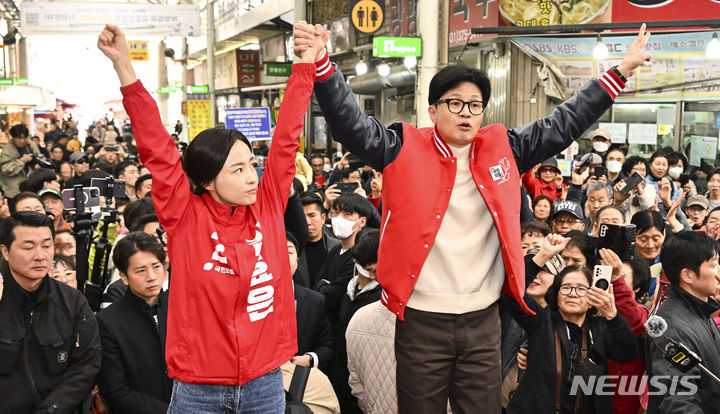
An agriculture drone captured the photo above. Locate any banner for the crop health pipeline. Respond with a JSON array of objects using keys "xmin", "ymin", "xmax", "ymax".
[
  {"xmin": 388, "ymin": 0, "xmax": 417, "ymax": 37},
  {"xmin": 511, "ymin": 32, "xmax": 720, "ymax": 102},
  {"xmin": 187, "ymin": 93, "xmax": 212, "ymax": 141},
  {"xmin": 236, "ymin": 50, "xmax": 260, "ymax": 87},
  {"xmin": 498, "ymin": 0, "xmax": 611, "ymax": 27},
  {"xmin": 449, "ymin": 0, "xmax": 498, "ymax": 46},
  {"xmin": 226, "ymin": 108, "xmax": 272, "ymax": 141},
  {"xmin": 20, "ymin": 2, "xmax": 200, "ymax": 36}
]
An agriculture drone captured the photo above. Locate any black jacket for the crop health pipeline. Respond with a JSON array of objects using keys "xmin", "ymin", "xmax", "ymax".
[
  {"xmin": 294, "ymin": 283, "xmax": 334, "ymax": 371},
  {"xmin": 505, "ymin": 262, "xmax": 639, "ymax": 414},
  {"xmin": 0, "ymin": 261, "xmax": 101, "ymax": 414},
  {"xmin": 646, "ymin": 285, "xmax": 720, "ymax": 414},
  {"xmin": 96, "ymin": 288, "xmax": 171, "ymax": 414},
  {"xmin": 315, "ymin": 244, "xmax": 355, "ymax": 329},
  {"xmin": 296, "ymin": 233, "xmax": 341, "ymax": 288}
]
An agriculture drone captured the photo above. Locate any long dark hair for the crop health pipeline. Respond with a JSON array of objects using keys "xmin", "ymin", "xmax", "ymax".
[{"xmin": 183, "ymin": 128, "xmax": 252, "ymax": 195}]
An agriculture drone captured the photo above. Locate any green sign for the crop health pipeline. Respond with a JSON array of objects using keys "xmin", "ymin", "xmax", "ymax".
[
  {"xmin": 156, "ymin": 86, "xmax": 169, "ymax": 94},
  {"xmin": 189, "ymin": 85, "xmax": 209, "ymax": 93},
  {"xmin": 15, "ymin": 78, "xmax": 28, "ymax": 85},
  {"xmin": 266, "ymin": 63, "xmax": 292, "ymax": 77},
  {"xmin": 169, "ymin": 85, "xmax": 183, "ymax": 93},
  {"xmin": 372, "ymin": 37, "xmax": 422, "ymax": 58},
  {"xmin": 0, "ymin": 78, "xmax": 13, "ymax": 86}
]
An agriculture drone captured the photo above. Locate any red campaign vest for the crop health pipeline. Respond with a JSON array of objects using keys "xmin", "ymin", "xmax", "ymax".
[{"xmin": 378, "ymin": 123, "xmax": 533, "ymax": 320}]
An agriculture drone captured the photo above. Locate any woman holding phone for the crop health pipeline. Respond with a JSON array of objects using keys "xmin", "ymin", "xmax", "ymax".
[{"xmin": 98, "ymin": 23, "xmax": 327, "ymax": 413}]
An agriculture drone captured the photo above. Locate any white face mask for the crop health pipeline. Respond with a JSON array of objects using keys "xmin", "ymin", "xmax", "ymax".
[
  {"xmin": 607, "ymin": 160, "xmax": 622, "ymax": 174},
  {"xmin": 593, "ymin": 142, "xmax": 609, "ymax": 153},
  {"xmin": 332, "ymin": 216, "xmax": 358, "ymax": 239},
  {"xmin": 668, "ymin": 166, "xmax": 683, "ymax": 180},
  {"xmin": 355, "ymin": 263, "xmax": 370, "ymax": 278}
]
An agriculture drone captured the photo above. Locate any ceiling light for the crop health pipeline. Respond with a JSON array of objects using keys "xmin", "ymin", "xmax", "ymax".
[
  {"xmin": 403, "ymin": 56, "xmax": 417, "ymax": 69},
  {"xmin": 377, "ymin": 63, "xmax": 390, "ymax": 77},
  {"xmin": 355, "ymin": 60, "xmax": 368, "ymax": 75},
  {"xmin": 593, "ymin": 33, "xmax": 609, "ymax": 61},
  {"xmin": 707, "ymin": 31, "xmax": 720, "ymax": 59}
]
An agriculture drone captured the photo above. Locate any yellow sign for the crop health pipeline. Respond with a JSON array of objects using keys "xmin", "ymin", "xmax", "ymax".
[
  {"xmin": 187, "ymin": 99, "xmax": 212, "ymax": 141},
  {"xmin": 128, "ymin": 40, "xmax": 150, "ymax": 61},
  {"xmin": 351, "ymin": 0, "xmax": 383, "ymax": 34}
]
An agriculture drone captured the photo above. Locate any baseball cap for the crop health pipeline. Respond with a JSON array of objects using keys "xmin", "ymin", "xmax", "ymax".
[
  {"xmin": 552, "ymin": 200, "xmax": 584, "ymax": 220},
  {"xmin": 686, "ymin": 195, "xmax": 709, "ymax": 210},
  {"xmin": 38, "ymin": 188, "xmax": 62, "ymax": 199},
  {"xmin": 69, "ymin": 152, "xmax": 88, "ymax": 164},
  {"xmin": 592, "ymin": 128, "xmax": 611, "ymax": 141}
]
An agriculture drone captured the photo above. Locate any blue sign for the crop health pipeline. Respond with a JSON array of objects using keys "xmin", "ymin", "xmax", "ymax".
[
  {"xmin": 716, "ymin": 114, "xmax": 720, "ymax": 130},
  {"xmin": 226, "ymin": 107, "xmax": 272, "ymax": 140}
]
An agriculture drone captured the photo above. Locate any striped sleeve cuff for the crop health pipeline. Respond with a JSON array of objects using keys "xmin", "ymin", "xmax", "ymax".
[
  {"xmin": 598, "ymin": 69, "xmax": 626, "ymax": 100},
  {"xmin": 315, "ymin": 49, "xmax": 334, "ymax": 81}
]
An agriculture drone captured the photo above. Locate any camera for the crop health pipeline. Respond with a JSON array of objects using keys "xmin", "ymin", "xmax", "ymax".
[
  {"xmin": 26, "ymin": 154, "xmax": 54, "ymax": 169},
  {"xmin": 91, "ymin": 177, "xmax": 127, "ymax": 199},
  {"xmin": 589, "ymin": 223, "xmax": 637, "ymax": 262},
  {"xmin": 62, "ymin": 187, "xmax": 101, "ymax": 211}
]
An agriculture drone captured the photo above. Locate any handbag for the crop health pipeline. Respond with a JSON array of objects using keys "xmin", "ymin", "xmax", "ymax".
[{"xmin": 285, "ymin": 365, "xmax": 313, "ymax": 414}]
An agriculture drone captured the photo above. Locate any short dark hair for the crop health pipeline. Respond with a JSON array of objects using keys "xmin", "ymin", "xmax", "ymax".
[
  {"xmin": 631, "ymin": 210, "xmax": 665, "ymax": 237},
  {"xmin": 625, "ymin": 258, "xmax": 650, "ymax": 302},
  {"xmin": 136, "ymin": 214, "xmax": 159, "ymax": 233},
  {"xmin": 135, "ymin": 174, "xmax": 152, "ymax": 197},
  {"xmin": 26, "ymin": 168, "xmax": 58, "ymax": 193},
  {"xmin": 352, "ymin": 228, "xmax": 380, "ymax": 266},
  {"xmin": 123, "ymin": 198, "xmax": 156, "ymax": 232},
  {"xmin": 183, "ymin": 128, "xmax": 252, "ymax": 195},
  {"xmin": 545, "ymin": 265, "xmax": 593, "ymax": 311},
  {"xmin": 9, "ymin": 192, "xmax": 43, "ymax": 214},
  {"xmin": 648, "ymin": 151, "xmax": 669, "ymax": 167},
  {"xmin": 661, "ymin": 231, "xmax": 717, "ymax": 286},
  {"xmin": 53, "ymin": 253, "xmax": 76, "ymax": 271},
  {"xmin": 310, "ymin": 154, "xmax": 324, "ymax": 163},
  {"xmin": 428, "ymin": 64, "xmax": 491, "ymax": 107},
  {"xmin": 0, "ymin": 211, "xmax": 55, "ymax": 250},
  {"xmin": 667, "ymin": 152, "xmax": 687, "ymax": 168},
  {"xmin": 705, "ymin": 206, "xmax": 720, "ymax": 225},
  {"xmin": 9, "ymin": 123, "xmax": 29, "ymax": 139},
  {"xmin": 521, "ymin": 221, "xmax": 550, "ymax": 238},
  {"xmin": 339, "ymin": 168, "xmax": 359, "ymax": 181},
  {"xmin": 333, "ymin": 194, "xmax": 374, "ymax": 220},
  {"xmin": 564, "ymin": 230, "xmax": 594, "ymax": 268},
  {"xmin": 112, "ymin": 231, "xmax": 166, "ymax": 275},
  {"xmin": 594, "ymin": 204, "xmax": 625, "ymax": 226},
  {"xmin": 621, "ymin": 156, "xmax": 649, "ymax": 177},
  {"xmin": 114, "ymin": 161, "xmax": 136, "ymax": 178},
  {"xmin": 301, "ymin": 191, "xmax": 324, "ymax": 214},
  {"xmin": 286, "ymin": 231, "xmax": 299, "ymax": 252},
  {"xmin": 708, "ymin": 168, "xmax": 720, "ymax": 183}
]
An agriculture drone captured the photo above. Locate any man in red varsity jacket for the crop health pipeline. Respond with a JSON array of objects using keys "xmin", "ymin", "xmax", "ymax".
[{"xmin": 295, "ymin": 24, "xmax": 653, "ymax": 414}]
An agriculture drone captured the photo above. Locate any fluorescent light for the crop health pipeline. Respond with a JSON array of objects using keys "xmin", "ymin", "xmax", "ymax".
[
  {"xmin": 593, "ymin": 33, "xmax": 609, "ymax": 60},
  {"xmin": 707, "ymin": 31, "xmax": 720, "ymax": 59}
]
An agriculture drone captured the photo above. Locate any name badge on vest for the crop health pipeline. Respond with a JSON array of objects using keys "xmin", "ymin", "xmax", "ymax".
[{"xmin": 489, "ymin": 157, "xmax": 511, "ymax": 185}]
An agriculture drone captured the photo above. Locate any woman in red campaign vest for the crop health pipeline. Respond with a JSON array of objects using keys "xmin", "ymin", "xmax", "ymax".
[{"xmin": 98, "ymin": 23, "xmax": 327, "ymax": 413}]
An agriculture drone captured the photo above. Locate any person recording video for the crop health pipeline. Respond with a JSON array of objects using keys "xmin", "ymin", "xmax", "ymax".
[{"xmin": 0, "ymin": 123, "xmax": 51, "ymax": 198}]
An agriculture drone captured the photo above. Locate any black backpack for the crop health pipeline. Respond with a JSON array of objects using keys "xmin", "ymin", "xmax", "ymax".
[{"xmin": 285, "ymin": 365, "xmax": 313, "ymax": 414}]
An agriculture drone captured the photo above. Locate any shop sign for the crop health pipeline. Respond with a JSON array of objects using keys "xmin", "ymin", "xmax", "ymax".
[
  {"xmin": 372, "ymin": 37, "xmax": 422, "ymax": 57},
  {"xmin": 226, "ymin": 107, "xmax": 272, "ymax": 141},
  {"xmin": 612, "ymin": 0, "xmax": 720, "ymax": 23},
  {"xmin": 156, "ymin": 86, "xmax": 169, "ymax": 94},
  {"xmin": 511, "ymin": 31, "xmax": 720, "ymax": 102},
  {"xmin": 449, "ymin": 0, "xmax": 498, "ymax": 46},
  {"xmin": 189, "ymin": 85, "xmax": 209, "ymax": 93},
  {"xmin": 15, "ymin": 78, "xmax": 28, "ymax": 85},
  {"xmin": 350, "ymin": 0, "xmax": 384, "ymax": 34},
  {"xmin": 187, "ymin": 93, "xmax": 212, "ymax": 141},
  {"xmin": 237, "ymin": 50, "xmax": 260, "ymax": 87},
  {"xmin": 388, "ymin": 0, "xmax": 417, "ymax": 37},
  {"xmin": 266, "ymin": 63, "xmax": 292, "ymax": 77},
  {"xmin": 128, "ymin": 40, "xmax": 150, "ymax": 61},
  {"xmin": 498, "ymin": 0, "xmax": 611, "ymax": 27}
]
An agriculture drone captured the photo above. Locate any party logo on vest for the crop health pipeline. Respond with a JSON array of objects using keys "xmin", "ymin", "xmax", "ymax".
[
  {"xmin": 58, "ymin": 351, "xmax": 68, "ymax": 363},
  {"xmin": 489, "ymin": 157, "xmax": 511, "ymax": 185}
]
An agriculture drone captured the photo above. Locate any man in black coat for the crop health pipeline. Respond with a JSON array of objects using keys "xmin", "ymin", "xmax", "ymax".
[
  {"xmin": 0, "ymin": 212, "xmax": 101, "ymax": 414},
  {"xmin": 294, "ymin": 282, "xmax": 334, "ymax": 372},
  {"xmin": 97, "ymin": 232, "xmax": 172, "ymax": 413},
  {"xmin": 647, "ymin": 232, "xmax": 720, "ymax": 414}
]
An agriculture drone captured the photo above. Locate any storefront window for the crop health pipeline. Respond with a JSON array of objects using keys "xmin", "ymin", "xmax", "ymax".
[{"xmin": 680, "ymin": 102, "xmax": 720, "ymax": 170}]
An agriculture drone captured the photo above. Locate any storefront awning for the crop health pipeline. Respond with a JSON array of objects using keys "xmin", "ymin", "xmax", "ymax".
[
  {"xmin": 0, "ymin": 84, "xmax": 55, "ymax": 108},
  {"xmin": 511, "ymin": 31, "xmax": 720, "ymax": 102}
]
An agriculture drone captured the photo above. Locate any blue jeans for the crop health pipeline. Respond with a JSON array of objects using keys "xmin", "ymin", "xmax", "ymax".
[{"xmin": 167, "ymin": 368, "xmax": 285, "ymax": 414}]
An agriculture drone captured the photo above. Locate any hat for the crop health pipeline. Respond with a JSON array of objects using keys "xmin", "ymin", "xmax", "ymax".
[
  {"xmin": 686, "ymin": 195, "xmax": 709, "ymax": 210},
  {"xmin": 538, "ymin": 158, "xmax": 561, "ymax": 174},
  {"xmin": 38, "ymin": 188, "xmax": 62, "ymax": 199},
  {"xmin": 578, "ymin": 152, "xmax": 603, "ymax": 166},
  {"xmin": 592, "ymin": 128, "xmax": 611, "ymax": 141},
  {"xmin": 69, "ymin": 151, "xmax": 87, "ymax": 163},
  {"xmin": 552, "ymin": 200, "xmax": 584, "ymax": 220}
]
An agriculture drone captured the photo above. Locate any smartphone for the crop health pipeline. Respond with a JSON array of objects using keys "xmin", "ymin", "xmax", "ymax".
[
  {"xmin": 617, "ymin": 172, "xmax": 644, "ymax": 195},
  {"xmin": 678, "ymin": 173, "xmax": 690, "ymax": 187},
  {"xmin": 592, "ymin": 265, "xmax": 613, "ymax": 291},
  {"xmin": 91, "ymin": 178, "xmax": 126, "ymax": 199},
  {"xmin": 105, "ymin": 145, "xmax": 118, "ymax": 152},
  {"xmin": 336, "ymin": 182, "xmax": 359, "ymax": 194},
  {"xmin": 575, "ymin": 153, "xmax": 595, "ymax": 174},
  {"xmin": 62, "ymin": 187, "xmax": 101, "ymax": 210},
  {"xmin": 593, "ymin": 166, "xmax": 607, "ymax": 178}
]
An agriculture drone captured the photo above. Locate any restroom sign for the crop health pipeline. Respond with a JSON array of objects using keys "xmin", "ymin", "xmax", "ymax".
[{"xmin": 350, "ymin": 0, "xmax": 384, "ymax": 34}]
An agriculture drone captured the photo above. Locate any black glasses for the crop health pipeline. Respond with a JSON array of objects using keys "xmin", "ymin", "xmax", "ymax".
[
  {"xmin": 75, "ymin": 158, "xmax": 89, "ymax": 165},
  {"xmin": 559, "ymin": 285, "xmax": 589, "ymax": 297},
  {"xmin": 435, "ymin": 99, "xmax": 486, "ymax": 115},
  {"xmin": 553, "ymin": 217, "xmax": 582, "ymax": 224}
]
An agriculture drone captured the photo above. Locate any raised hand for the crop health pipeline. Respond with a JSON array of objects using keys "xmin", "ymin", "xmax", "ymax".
[
  {"xmin": 97, "ymin": 24, "xmax": 137, "ymax": 86},
  {"xmin": 617, "ymin": 24, "xmax": 652, "ymax": 79},
  {"xmin": 599, "ymin": 248, "xmax": 623, "ymax": 281},
  {"xmin": 588, "ymin": 285, "xmax": 617, "ymax": 320},
  {"xmin": 533, "ymin": 233, "xmax": 569, "ymax": 268},
  {"xmin": 293, "ymin": 21, "xmax": 328, "ymax": 63}
]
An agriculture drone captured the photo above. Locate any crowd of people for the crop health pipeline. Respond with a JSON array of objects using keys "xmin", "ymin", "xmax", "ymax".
[{"xmin": 0, "ymin": 22, "xmax": 718, "ymax": 414}]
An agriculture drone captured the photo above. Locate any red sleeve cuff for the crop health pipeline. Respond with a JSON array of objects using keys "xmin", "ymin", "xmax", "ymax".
[
  {"xmin": 314, "ymin": 49, "xmax": 334, "ymax": 82},
  {"xmin": 598, "ymin": 69, "xmax": 626, "ymax": 100},
  {"xmin": 120, "ymin": 79, "xmax": 145, "ymax": 96}
]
